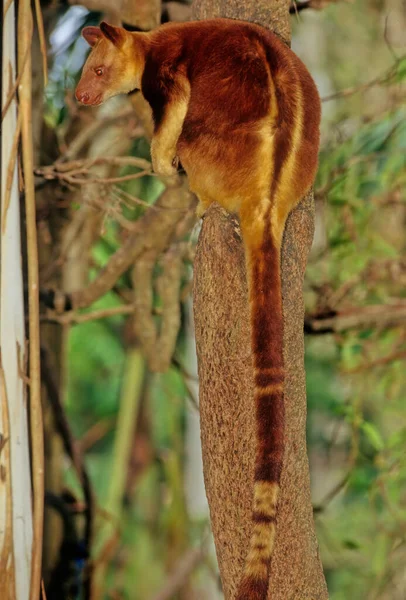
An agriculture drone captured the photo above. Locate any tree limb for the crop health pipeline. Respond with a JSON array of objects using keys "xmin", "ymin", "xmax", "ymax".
[
  {"xmin": 192, "ymin": 1, "xmax": 328, "ymax": 598},
  {"xmin": 305, "ymin": 302, "xmax": 406, "ymax": 334},
  {"xmin": 41, "ymin": 180, "xmax": 194, "ymax": 312}
]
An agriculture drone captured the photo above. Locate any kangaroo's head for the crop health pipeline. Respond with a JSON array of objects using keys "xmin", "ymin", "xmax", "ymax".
[{"xmin": 75, "ymin": 22, "xmax": 147, "ymax": 106}]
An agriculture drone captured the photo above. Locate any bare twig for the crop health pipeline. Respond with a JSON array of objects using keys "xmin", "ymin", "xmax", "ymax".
[
  {"xmin": 35, "ymin": 156, "xmax": 152, "ymax": 186},
  {"xmin": 39, "ymin": 156, "xmax": 151, "ymax": 174},
  {"xmin": 41, "ymin": 303, "xmax": 137, "ymax": 325},
  {"xmin": 18, "ymin": 3, "xmax": 44, "ymax": 599},
  {"xmin": 1, "ymin": 43, "xmax": 30, "ymax": 121},
  {"xmin": 313, "ymin": 473, "xmax": 350, "ymax": 514},
  {"xmin": 153, "ymin": 244, "xmax": 187, "ymax": 371},
  {"xmin": 305, "ymin": 301, "xmax": 406, "ymax": 334},
  {"xmin": 33, "ymin": 0, "xmax": 48, "ymax": 86},
  {"xmin": 41, "ymin": 579, "xmax": 47, "ymax": 600}
]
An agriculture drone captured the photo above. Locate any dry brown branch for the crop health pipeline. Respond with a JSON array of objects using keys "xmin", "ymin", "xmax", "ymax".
[
  {"xmin": 130, "ymin": 185, "xmax": 195, "ymax": 371},
  {"xmin": 132, "ymin": 253, "xmax": 157, "ymax": 359},
  {"xmin": 112, "ymin": 185, "xmax": 160, "ymax": 211},
  {"xmin": 33, "ymin": 0, "xmax": 48, "ymax": 86},
  {"xmin": 41, "ymin": 579, "xmax": 47, "ymax": 600},
  {"xmin": 148, "ymin": 545, "xmax": 207, "ymax": 600},
  {"xmin": 35, "ymin": 156, "xmax": 152, "ymax": 187},
  {"xmin": 40, "ymin": 156, "xmax": 151, "ymax": 174},
  {"xmin": 305, "ymin": 301, "xmax": 406, "ymax": 334},
  {"xmin": 313, "ymin": 473, "xmax": 350, "ymax": 514},
  {"xmin": 1, "ymin": 43, "xmax": 30, "ymax": 121},
  {"xmin": 153, "ymin": 243, "xmax": 186, "ymax": 371},
  {"xmin": 18, "ymin": 1, "xmax": 44, "ymax": 598},
  {"xmin": 130, "ymin": 242, "xmax": 186, "ymax": 372},
  {"xmin": 41, "ymin": 303, "xmax": 137, "ymax": 325}
]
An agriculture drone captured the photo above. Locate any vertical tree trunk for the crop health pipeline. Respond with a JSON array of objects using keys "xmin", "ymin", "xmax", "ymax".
[
  {"xmin": 1, "ymin": 1, "xmax": 33, "ymax": 598},
  {"xmin": 192, "ymin": 2, "xmax": 329, "ymax": 599}
]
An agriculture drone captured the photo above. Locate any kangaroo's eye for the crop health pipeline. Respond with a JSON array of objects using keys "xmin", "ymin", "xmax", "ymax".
[{"xmin": 95, "ymin": 67, "xmax": 104, "ymax": 76}]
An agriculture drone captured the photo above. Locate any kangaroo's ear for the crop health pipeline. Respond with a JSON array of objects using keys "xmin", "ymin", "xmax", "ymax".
[
  {"xmin": 100, "ymin": 22, "xmax": 125, "ymax": 47},
  {"xmin": 82, "ymin": 26, "xmax": 102, "ymax": 47}
]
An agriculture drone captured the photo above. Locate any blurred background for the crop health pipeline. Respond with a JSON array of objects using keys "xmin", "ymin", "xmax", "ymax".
[{"xmin": 6, "ymin": 0, "xmax": 406, "ymax": 599}]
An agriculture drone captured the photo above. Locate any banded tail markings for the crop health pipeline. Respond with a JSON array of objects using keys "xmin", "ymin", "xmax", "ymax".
[
  {"xmin": 255, "ymin": 369, "xmax": 285, "ymax": 389},
  {"xmin": 256, "ymin": 383, "xmax": 284, "ymax": 396},
  {"xmin": 253, "ymin": 481, "xmax": 279, "ymax": 518},
  {"xmin": 237, "ymin": 210, "xmax": 285, "ymax": 600}
]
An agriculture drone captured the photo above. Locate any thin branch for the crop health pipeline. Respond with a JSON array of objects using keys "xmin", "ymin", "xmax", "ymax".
[
  {"xmin": 305, "ymin": 301, "xmax": 406, "ymax": 334},
  {"xmin": 313, "ymin": 473, "xmax": 350, "ymax": 514},
  {"xmin": 33, "ymin": 0, "xmax": 48, "ymax": 86},
  {"xmin": 41, "ymin": 303, "xmax": 137, "ymax": 325},
  {"xmin": 40, "ymin": 156, "xmax": 151, "ymax": 174},
  {"xmin": 18, "ymin": 3, "xmax": 44, "ymax": 600},
  {"xmin": 153, "ymin": 244, "xmax": 186, "ymax": 371},
  {"xmin": 1, "ymin": 43, "xmax": 30, "ymax": 121},
  {"xmin": 35, "ymin": 156, "xmax": 152, "ymax": 186}
]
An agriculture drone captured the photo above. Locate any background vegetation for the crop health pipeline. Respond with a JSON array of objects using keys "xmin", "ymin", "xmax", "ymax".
[{"xmin": 5, "ymin": 0, "xmax": 405, "ymax": 598}]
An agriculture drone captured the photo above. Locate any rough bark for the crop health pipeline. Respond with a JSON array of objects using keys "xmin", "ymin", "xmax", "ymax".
[{"xmin": 192, "ymin": 2, "xmax": 329, "ymax": 599}]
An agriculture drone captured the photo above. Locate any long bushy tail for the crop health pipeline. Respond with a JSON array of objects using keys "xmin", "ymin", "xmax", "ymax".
[{"xmin": 236, "ymin": 210, "xmax": 285, "ymax": 600}]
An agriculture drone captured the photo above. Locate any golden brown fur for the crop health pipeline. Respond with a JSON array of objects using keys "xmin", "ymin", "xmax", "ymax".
[{"xmin": 76, "ymin": 18, "xmax": 321, "ymax": 599}]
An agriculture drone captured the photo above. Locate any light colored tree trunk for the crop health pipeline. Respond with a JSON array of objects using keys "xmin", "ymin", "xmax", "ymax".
[
  {"xmin": 192, "ymin": 2, "xmax": 329, "ymax": 599},
  {"xmin": 0, "ymin": 1, "xmax": 33, "ymax": 598}
]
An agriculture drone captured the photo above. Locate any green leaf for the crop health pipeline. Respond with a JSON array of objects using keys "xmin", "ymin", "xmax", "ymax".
[{"xmin": 361, "ymin": 422, "xmax": 385, "ymax": 451}]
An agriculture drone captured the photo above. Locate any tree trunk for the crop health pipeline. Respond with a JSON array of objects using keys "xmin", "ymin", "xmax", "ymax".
[{"xmin": 192, "ymin": 2, "xmax": 329, "ymax": 599}]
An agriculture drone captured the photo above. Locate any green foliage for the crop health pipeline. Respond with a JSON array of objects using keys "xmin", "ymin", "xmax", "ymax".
[
  {"xmin": 46, "ymin": 1, "xmax": 406, "ymax": 599},
  {"xmin": 305, "ymin": 4, "xmax": 406, "ymax": 597}
]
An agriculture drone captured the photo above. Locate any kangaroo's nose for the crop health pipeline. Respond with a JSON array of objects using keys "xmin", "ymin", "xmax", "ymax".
[{"xmin": 76, "ymin": 90, "xmax": 90, "ymax": 104}]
